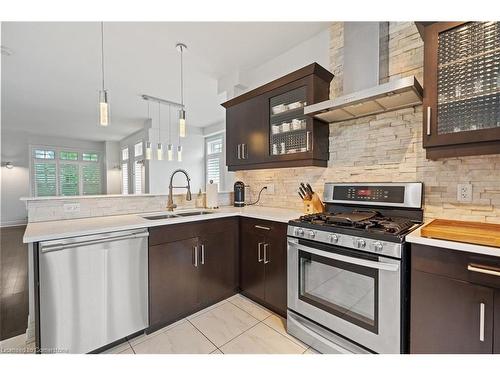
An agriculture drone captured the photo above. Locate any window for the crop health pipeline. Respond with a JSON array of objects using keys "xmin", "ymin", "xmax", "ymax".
[
  {"xmin": 205, "ymin": 134, "xmax": 224, "ymax": 189},
  {"xmin": 30, "ymin": 146, "xmax": 103, "ymax": 197},
  {"xmin": 82, "ymin": 152, "xmax": 99, "ymax": 162},
  {"xmin": 133, "ymin": 142, "xmax": 144, "ymax": 194},
  {"xmin": 34, "ymin": 149, "xmax": 55, "ymax": 159},
  {"xmin": 121, "ymin": 147, "xmax": 129, "ymax": 194},
  {"xmin": 60, "ymin": 151, "xmax": 78, "ymax": 161}
]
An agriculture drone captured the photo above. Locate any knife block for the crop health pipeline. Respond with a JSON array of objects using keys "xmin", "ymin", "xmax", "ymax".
[{"xmin": 303, "ymin": 192, "xmax": 325, "ymax": 214}]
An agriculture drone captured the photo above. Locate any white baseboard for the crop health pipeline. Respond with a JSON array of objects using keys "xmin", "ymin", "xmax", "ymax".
[{"xmin": 0, "ymin": 219, "xmax": 28, "ymax": 227}]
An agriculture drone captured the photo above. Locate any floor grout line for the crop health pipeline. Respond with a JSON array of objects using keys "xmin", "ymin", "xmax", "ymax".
[
  {"xmin": 226, "ymin": 298, "xmax": 272, "ymax": 322},
  {"xmin": 185, "ymin": 319, "xmax": 220, "ymax": 352},
  {"xmin": 216, "ymin": 319, "xmax": 262, "ymax": 352},
  {"xmin": 261, "ymin": 317, "xmax": 309, "ymax": 350}
]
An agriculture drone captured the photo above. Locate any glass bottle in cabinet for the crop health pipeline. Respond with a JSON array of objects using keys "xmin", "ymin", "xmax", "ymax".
[{"xmin": 269, "ymin": 86, "xmax": 310, "ymax": 156}]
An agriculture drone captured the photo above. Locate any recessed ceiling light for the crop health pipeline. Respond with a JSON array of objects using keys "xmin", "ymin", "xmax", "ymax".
[{"xmin": 1, "ymin": 45, "xmax": 13, "ymax": 56}]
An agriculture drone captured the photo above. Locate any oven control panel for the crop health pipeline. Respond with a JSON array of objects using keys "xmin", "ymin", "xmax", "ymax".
[
  {"xmin": 287, "ymin": 225, "xmax": 402, "ymax": 259},
  {"xmin": 333, "ymin": 185, "xmax": 404, "ymax": 203},
  {"xmin": 323, "ymin": 182, "xmax": 423, "ymax": 208}
]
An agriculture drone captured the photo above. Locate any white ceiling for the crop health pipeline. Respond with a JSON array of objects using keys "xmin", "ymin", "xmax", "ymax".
[{"xmin": 1, "ymin": 22, "xmax": 329, "ymax": 142}]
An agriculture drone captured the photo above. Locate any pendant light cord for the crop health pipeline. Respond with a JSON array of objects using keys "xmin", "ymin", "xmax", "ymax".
[
  {"xmin": 180, "ymin": 46, "xmax": 184, "ymax": 105},
  {"xmin": 101, "ymin": 22, "xmax": 105, "ymax": 90},
  {"xmin": 158, "ymin": 102, "xmax": 161, "ymax": 142},
  {"xmin": 168, "ymin": 105, "xmax": 171, "ymax": 143}
]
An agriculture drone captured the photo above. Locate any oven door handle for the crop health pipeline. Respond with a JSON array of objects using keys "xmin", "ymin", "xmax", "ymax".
[{"xmin": 287, "ymin": 240, "xmax": 399, "ymax": 272}]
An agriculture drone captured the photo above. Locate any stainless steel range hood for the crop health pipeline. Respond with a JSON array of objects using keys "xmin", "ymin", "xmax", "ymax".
[{"xmin": 304, "ymin": 22, "xmax": 423, "ymax": 123}]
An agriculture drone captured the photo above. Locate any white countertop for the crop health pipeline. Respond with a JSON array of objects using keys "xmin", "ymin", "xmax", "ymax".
[
  {"xmin": 23, "ymin": 206, "xmax": 301, "ymax": 243},
  {"xmin": 406, "ymin": 220, "xmax": 500, "ymax": 258}
]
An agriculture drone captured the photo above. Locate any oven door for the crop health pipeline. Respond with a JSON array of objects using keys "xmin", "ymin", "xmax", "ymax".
[{"xmin": 287, "ymin": 237, "xmax": 401, "ymax": 354}]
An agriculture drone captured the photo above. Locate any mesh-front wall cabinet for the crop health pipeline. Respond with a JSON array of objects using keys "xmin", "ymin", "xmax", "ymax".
[{"xmin": 423, "ymin": 22, "xmax": 500, "ymax": 159}]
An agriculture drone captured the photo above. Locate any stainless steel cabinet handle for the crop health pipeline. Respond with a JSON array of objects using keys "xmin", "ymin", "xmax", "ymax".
[
  {"xmin": 468, "ymin": 264, "xmax": 500, "ymax": 277},
  {"xmin": 479, "ymin": 302, "xmax": 485, "ymax": 342},
  {"xmin": 193, "ymin": 246, "xmax": 198, "ymax": 267},
  {"xmin": 40, "ymin": 231, "xmax": 149, "ymax": 253},
  {"xmin": 242, "ymin": 143, "xmax": 246, "ymax": 159},
  {"xmin": 254, "ymin": 225, "xmax": 270, "ymax": 231},
  {"xmin": 288, "ymin": 240, "xmax": 399, "ymax": 272},
  {"xmin": 258, "ymin": 242, "xmax": 264, "ymax": 262},
  {"xmin": 263, "ymin": 243, "xmax": 270, "ymax": 264},
  {"xmin": 237, "ymin": 144, "xmax": 241, "ymax": 159},
  {"xmin": 426, "ymin": 106, "xmax": 431, "ymax": 136},
  {"xmin": 200, "ymin": 244, "xmax": 205, "ymax": 265},
  {"xmin": 306, "ymin": 131, "xmax": 311, "ymax": 151}
]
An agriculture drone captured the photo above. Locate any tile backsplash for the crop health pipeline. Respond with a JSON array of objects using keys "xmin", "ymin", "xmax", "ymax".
[
  {"xmin": 236, "ymin": 22, "xmax": 500, "ymax": 223},
  {"xmin": 26, "ymin": 192, "xmax": 233, "ymax": 222}
]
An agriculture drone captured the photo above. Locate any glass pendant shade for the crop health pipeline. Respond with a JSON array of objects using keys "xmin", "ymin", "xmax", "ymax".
[
  {"xmin": 99, "ymin": 90, "xmax": 109, "ymax": 126},
  {"xmin": 179, "ymin": 109, "xmax": 186, "ymax": 137},
  {"xmin": 177, "ymin": 145, "xmax": 183, "ymax": 162},
  {"xmin": 167, "ymin": 144, "xmax": 173, "ymax": 161},
  {"xmin": 145, "ymin": 142, "xmax": 152, "ymax": 160},
  {"xmin": 157, "ymin": 143, "xmax": 164, "ymax": 160}
]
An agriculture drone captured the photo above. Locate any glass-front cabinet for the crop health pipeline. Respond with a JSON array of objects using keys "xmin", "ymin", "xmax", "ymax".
[
  {"xmin": 269, "ymin": 86, "xmax": 310, "ymax": 157},
  {"xmin": 423, "ymin": 22, "xmax": 500, "ymax": 159},
  {"xmin": 222, "ymin": 63, "xmax": 333, "ymax": 171}
]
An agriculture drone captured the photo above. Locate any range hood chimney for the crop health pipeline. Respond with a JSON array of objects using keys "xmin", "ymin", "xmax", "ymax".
[{"xmin": 305, "ymin": 22, "xmax": 423, "ymax": 123}]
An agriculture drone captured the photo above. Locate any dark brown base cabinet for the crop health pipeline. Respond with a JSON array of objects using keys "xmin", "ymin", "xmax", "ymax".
[
  {"xmin": 239, "ymin": 218, "xmax": 287, "ymax": 317},
  {"xmin": 410, "ymin": 243, "xmax": 500, "ymax": 353},
  {"xmin": 148, "ymin": 218, "xmax": 239, "ymax": 330}
]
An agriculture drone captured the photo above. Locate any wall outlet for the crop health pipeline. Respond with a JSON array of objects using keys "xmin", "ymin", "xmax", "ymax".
[
  {"xmin": 457, "ymin": 184, "xmax": 473, "ymax": 202},
  {"xmin": 63, "ymin": 203, "xmax": 80, "ymax": 213},
  {"xmin": 265, "ymin": 184, "xmax": 275, "ymax": 194}
]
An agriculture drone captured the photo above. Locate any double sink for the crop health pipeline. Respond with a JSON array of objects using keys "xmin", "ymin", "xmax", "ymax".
[{"xmin": 141, "ymin": 210, "xmax": 214, "ymax": 220}]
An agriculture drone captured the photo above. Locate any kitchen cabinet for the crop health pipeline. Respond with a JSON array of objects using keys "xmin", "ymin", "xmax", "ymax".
[
  {"xmin": 222, "ymin": 63, "xmax": 333, "ymax": 171},
  {"xmin": 422, "ymin": 22, "xmax": 500, "ymax": 159},
  {"xmin": 410, "ymin": 243, "xmax": 500, "ymax": 353},
  {"xmin": 240, "ymin": 218, "xmax": 287, "ymax": 317},
  {"xmin": 148, "ymin": 218, "xmax": 238, "ymax": 329}
]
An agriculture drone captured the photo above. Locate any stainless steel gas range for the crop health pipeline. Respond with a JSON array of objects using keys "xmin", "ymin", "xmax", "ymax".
[{"xmin": 286, "ymin": 182, "xmax": 423, "ymax": 354}]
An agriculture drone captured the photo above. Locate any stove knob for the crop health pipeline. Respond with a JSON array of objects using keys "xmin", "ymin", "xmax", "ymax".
[
  {"xmin": 328, "ymin": 234, "xmax": 339, "ymax": 244},
  {"xmin": 356, "ymin": 239, "xmax": 366, "ymax": 249},
  {"xmin": 295, "ymin": 228, "xmax": 304, "ymax": 237},
  {"xmin": 308, "ymin": 230, "xmax": 316, "ymax": 239},
  {"xmin": 374, "ymin": 241, "xmax": 383, "ymax": 252}
]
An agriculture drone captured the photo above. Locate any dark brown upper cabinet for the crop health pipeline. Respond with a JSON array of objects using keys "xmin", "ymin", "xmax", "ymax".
[
  {"xmin": 423, "ymin": 22, "xmax": 500, "ymax": 159},
  {"xmin": 222, "ymin": 63, "xmax": 333, "ymax": 171}
]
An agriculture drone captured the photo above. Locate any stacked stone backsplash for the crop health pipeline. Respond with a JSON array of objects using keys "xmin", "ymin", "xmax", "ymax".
[
  {"xmin": 237, "ymin": 22, "xmax": 500, "ymax": 223},
  {"xmin": 26, "ymin": 192, "xmax": 233, "ymax": 222}
]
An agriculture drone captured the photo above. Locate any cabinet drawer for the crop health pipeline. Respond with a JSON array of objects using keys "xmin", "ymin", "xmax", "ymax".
[
  {"xmin": 240, "ymin": 217, "xmax": 286, "ymax": 236},
  {"xmin": 149, "ymin": 217, "xmax": 238, "ymax": 246},
  {"xmin": 411, "ymin": 243, "xmax": 500, "ymax": 288}
]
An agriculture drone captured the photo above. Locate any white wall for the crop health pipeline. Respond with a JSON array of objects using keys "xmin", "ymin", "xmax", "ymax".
[
  {"xmin": 105, "ymin": 141, "xmax": 121, "ymax": 194},
  {"xmin": 217, "ymin": 28, "xmax": 330, "ymax": 100},
  {"xmin": 0, "ymin": 129, "xmax": 105, "ymax": 226}
]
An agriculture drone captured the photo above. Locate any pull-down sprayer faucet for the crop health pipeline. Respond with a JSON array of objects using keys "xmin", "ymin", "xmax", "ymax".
[{"xmin": 166, "ymin": 169, "xmax": 192, "ymax": 211}]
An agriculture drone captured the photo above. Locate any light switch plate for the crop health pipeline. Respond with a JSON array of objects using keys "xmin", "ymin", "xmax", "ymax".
[
  {"xmin": 63, "ymin": 203, "xmax": 81, "ymax": 213},
  {"xmin": 457, "ymin": 184, "xmax": 473, "ymax": 202},
  {"xmin": 266, "ymin": 184, "xmax": 275, "ymax": 194}
]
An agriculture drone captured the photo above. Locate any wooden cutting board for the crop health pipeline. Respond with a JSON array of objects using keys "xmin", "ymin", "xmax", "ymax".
[{"xmin": 421, "ymin": 219, "xmax": 500, "ymax": 248}]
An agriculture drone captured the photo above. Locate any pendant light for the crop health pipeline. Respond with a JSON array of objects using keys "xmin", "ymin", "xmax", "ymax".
[
  {"xmin": 98, "ymin": 22, "xmax": 110, "ymax": 126},
  {"xmin": 177, "ymin": 145, "xmax": 183, "ymax": 162},
  {"xmin": 167, "ymin": 105, "xmax": 174, "ymax": 161},
  {"xmin": 145, "ymin": 102, "xmax": 152, "ymax": 160},
  {"xmin": 176, "ymin": 43, "xmax": 187, "ymax": 137},
  {"xmin": 157, "ymin": 102, "xmax": 164, "ymax": 160}
]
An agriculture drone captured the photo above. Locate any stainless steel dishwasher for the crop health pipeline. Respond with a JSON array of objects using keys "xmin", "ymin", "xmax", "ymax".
[{"xmin": 38, "ymin": 229, "xmax": 149, "ymax": 354}]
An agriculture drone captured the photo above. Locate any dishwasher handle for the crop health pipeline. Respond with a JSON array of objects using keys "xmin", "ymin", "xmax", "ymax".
[{"xmin": 40, "ymin": 231, "xmax": 149, "ymax": 253}]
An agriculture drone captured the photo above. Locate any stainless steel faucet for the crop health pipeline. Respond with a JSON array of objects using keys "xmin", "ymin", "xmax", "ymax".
[{"xmin": 166, "ymin": 169, "xmax": 192, "ymax": 211}]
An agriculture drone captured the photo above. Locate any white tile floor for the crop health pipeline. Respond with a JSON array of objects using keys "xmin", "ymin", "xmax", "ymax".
[{"xmin": 0, "ymin": 294, "xmax": 319, "ymax": 354}]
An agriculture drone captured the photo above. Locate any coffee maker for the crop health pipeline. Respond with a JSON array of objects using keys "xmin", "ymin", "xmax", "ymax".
[{"xmin": 234, "ymin": 181, "xmax": 245, "ymax": 207}]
